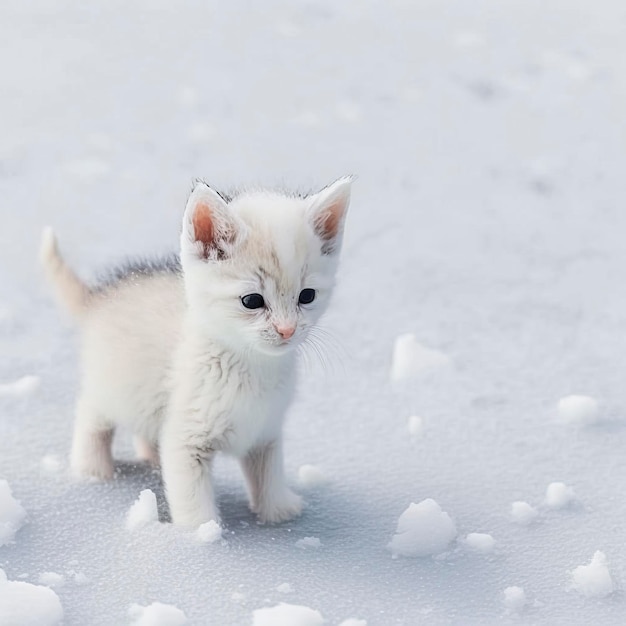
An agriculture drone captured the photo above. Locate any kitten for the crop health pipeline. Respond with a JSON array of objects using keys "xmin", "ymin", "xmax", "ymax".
[{"xmin": 41, "ymin": 178, "xmax": 351, "ymax": 526}]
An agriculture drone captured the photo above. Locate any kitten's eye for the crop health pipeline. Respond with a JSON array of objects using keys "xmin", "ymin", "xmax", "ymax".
[
  {"xmin": 241, "ymin": 293, "xmax": 265, "ymax": 309},
  {"xmin": 298, "ymin": 288, "xmax": 316, "ymax": 305}
]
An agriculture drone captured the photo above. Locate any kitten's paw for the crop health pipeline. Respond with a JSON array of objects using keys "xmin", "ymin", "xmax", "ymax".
[{"xmin": 256, "ymin": 489, "xmax": 303, "ymax": 524}]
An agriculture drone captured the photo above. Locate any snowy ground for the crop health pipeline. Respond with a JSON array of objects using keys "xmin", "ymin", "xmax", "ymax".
[{"xmin": 2, "ymin": 0, "xmax": 626, "ymax": 624}]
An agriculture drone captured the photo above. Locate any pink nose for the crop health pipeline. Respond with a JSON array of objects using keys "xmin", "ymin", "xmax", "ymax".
[{"xmin": 276, "ymin": 325, "xmax": 296, "ymax": 340}]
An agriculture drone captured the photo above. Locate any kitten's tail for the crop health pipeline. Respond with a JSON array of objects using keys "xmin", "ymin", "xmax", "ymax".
[{"xmin": 40, "ymin": 228, "xmax": 92, "ymax": 319}]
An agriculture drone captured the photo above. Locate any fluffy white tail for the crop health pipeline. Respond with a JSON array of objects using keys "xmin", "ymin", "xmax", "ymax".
[{"xmin": 40, "ymin": 228, "xmax": 91, "ymax": 318}]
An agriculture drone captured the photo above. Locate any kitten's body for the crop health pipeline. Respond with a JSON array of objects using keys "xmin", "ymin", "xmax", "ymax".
[{"xmin": 41, "ymin": 179, "xmax": 351, "ymax": 526}]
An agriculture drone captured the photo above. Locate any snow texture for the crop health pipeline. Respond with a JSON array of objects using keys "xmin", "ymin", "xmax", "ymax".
[
  {"xmin": 545, "ymin": 482, "xmax": 576, "ymax": 509},
  {"xmin": 390, "ymin": 334, "xmax": 451, "ymax": 381},
  {"xmin": 3, "ymin": 1, "xmax": 626, "ymax": 623},
  {"xmin": 339, "ymin": 620, "xmax": 367, "ymax": 626},
  {"xmin": 196, "ymin": 521, "xmax": 223, "ymax": 544},
  {"xmin": 464, "ymin": 533, "xmax": 495, "ymax": 554},
  {"xmin": 503, "ymin": 586, "xmax": 526, "ymax": 611},
  {"xmin": 296, "ymin": 537, "xmax": 321, "ymax": 549},
  {"xmin": 297, "ymin": 464, "xmax": 328, "ymax": 487},
  {"xmin": 388, "ymin": 499, "xmax": 457, "ymax": 558},
  {"xmin": 126, "ymin": 490, "xmax": 158, "ymax": 531},
  {"xmin": 277, "ymin": 583, "xmax": 294, "ymax": 594},
  {"xmin": 37, "ymin": 572, "xmax": 65, "ymax": 588},
  {"xmin": 128, "ymin": 602, "xmax": 188, "ymax": 626},
  {"xmin": 0, "ymin": 481, "xmax": 26, "ymax": 546},
  {"xmin": 407, "ymin": 415, "xmax": 424, "ymax": 437},
  {"xmin": 252, "ymin": 603, "xmax": 324, "ymax": 626},
  {"xmin": 0, "ymin": 569, "xmax": 64, "ymax": 626},
  {"xmin": 0, "ymin": 376, "xmax": 40, "ymax": 398},
  {"xmin": 511, "ymin": 501, "xmax": 539, "ymax": 525},
  {"xmin": 557, "ymin": 395, "xmax": 599, "ymax": 425},
  {"xmin": 571, "ymin": 552, "xmax": 614, "ymax": 598}
]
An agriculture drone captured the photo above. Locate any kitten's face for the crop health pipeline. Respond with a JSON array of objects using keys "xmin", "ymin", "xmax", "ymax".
[{"xmin": 180, "ymin": 179, "xmax": 351, "ymax": 356}]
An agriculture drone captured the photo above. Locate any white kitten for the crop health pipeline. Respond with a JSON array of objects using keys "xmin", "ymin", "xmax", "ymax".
[{"xmin": 41, "ymin": 178, "xmax": 351, "ymax": 526}]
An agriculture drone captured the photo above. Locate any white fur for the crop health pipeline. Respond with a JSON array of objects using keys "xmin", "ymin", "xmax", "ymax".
[{"xmin": 41, "ymin": 178, "xmax": 351, "ymax": 526}]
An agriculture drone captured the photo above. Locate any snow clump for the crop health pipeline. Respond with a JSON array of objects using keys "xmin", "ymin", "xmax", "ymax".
[
  {"xmin": 545, "ymin": 482, "xmax": 575, "ymax": 509},
  {"xmin": 390, "ymin": 334, "xmax": 451, "ymax": 381},
  {"xmin": 126, "ymin": 489, "xmax": 158, "ymax": 530},
  {"xmin": 197, "ymin": 520, "xmax": 222, "ymax": 544},
  {"xmin": 388, "ymin": 498, "xmax": 457, "ymax": 557},
  {"xmin": 252, "ymin": 603, "xmax": 324, "ymax": 626},
  {"xmin": 0, "ymin": 375, "xmax": 40, "ymax": 397},
  {"xmin": 557, "ymin": 395, "xmax": 599, "ymax": 425},
  {"xmin": 511, "ymin": 501, "xmax": 538, "ymax": 525},
  {"xmin": 129, "ymin": 602, "xmax": 188, "ymax": 625},
  {"xmin": 571, "ymin": 551, "xmax": 613, "ymax": 598},
  {"xmin": 0, "ymin": 480, "xmax": 26, "ymax": 546},
  {"xmin": 464, "ymin": 533, "xmax": 495, "ymax": 553},
  {"xmin": 503, "ymin": 586, "xmax": 526, "ymax": 611},
  {"xmin": 297, "ymin": 464, "xmax": 328, "ymax": 487},
  {"xmin": 0, "ymin": 569, "xmax": 63, "ymax": 626},
  {"xmin": 37, "ymin": 572, "xmax": 65, "ymax": 588}
]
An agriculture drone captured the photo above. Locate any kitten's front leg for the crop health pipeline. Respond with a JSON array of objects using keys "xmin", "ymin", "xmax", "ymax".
[
  {"xmin": 160, "ymin": 435, "xmax": 219, "ymax": 527},
  {"xmin": 241, "ymin": 438, "xmax": 303, "ymax": 524}
]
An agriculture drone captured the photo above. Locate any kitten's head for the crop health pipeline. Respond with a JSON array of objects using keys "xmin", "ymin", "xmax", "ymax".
[{"xmin": 179, "ymin": 178, "xmax": 352, "ymax": 356}]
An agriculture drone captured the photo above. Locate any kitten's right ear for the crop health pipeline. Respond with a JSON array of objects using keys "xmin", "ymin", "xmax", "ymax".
[{"xmin": 181, "ymin": 182, "xmax": 243, "ymax": 261}]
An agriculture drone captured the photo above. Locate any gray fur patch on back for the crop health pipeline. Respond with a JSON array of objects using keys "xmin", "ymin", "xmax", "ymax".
[{"xmin": 94, "ymin": 254, "xmax": 182, "ymax": 291}]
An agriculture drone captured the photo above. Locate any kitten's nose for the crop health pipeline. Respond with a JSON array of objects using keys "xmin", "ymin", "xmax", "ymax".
[{"xmin": 276, "ymin": 324, "xmax": 296, "ymax": 340}]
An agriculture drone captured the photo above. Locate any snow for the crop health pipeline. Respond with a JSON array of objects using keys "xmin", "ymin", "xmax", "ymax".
[
  {"xmin": 545, "ymin": 482, "xmax": 576, "ymax": 509},
  {"xmin": 197, "ymin": 520, "xmax": 223, "ymax": 544},
  {"xmin": 407, "ymin": 415, "xmax": 424, "ymax": 438},
  {"xmin": 297, "ymin": 464, "xmax": 328, "ymax": 487},
  {"xmin": 557, "ymin": 395, "xmax": 599, "ymax": 425},
  {"xmin": 570, "ymin": 552, "xmax": 614, "ymax": 598},
  {"xmin": 510, "ymin": 501, "xmax": 539, "ymax": 525},
  {"xmin": 37, "ymin": 572, "xmax": 65, "ymax": 588},
  {"xmin": 0, "ymin": 481, "xmax": 26, "ymax": 546},
  {"xmin": 338, "ymin": 620, "xmax": 367, "ymax": 626},
  {"xmin": 464, "ymin": 533, "xmax": 495, "ymax": 554},
  {"xmin": 40, "ymin": 455, "xmax": 63, "ymax": 474},
  {"xmin": 0, "ymin": 569, "xmax": 63, "ymax": 626},
  {"xmin": 252, "ymin": 603, "xmax": 324, "ymax": 626},
  {"xmin": 390, "ymin": 334, "xmax": 451, "ymax": 381},
  {"xmin": 503, "ymin": 586, "xmax": 526, "ymax": 611},
  {"xmin": 128, "ymin": 602, "xmax": 188, "ymax": 626},
  {"xmin": 388, "ymin": 499, "xmax": 457, "ymax": 558},
  {"xmin": 126, "ymin": 490, "xmax": 158, "ymax": 531},
  {"xmin": 3, "ymin": 1, "xmax": 626, "ymax": 623},
  {"xmin": 276, "ymin": 583, "xmax": 293, "ymax": 594},
  {"xmin": 296, "ymin": 537, "xmax": 321, "ymax": 549},
  {"xmin": 0, "ymin": 376, "xmax": 40, "ymax": 398}
]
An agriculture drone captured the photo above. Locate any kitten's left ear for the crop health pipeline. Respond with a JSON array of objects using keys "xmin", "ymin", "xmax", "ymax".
[{"xmin": 308, "ymin": 176, "xmax": 353, "ymax": 254}]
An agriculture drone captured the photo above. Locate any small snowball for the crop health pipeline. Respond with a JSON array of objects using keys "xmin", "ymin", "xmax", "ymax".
[
  {"xmin": 40, "ymin": 455, "xmax": 63, "ymax": 474},
  {"xmin": 407, "ymin": 415, "xmax": 424, "ymax": 437},
  {"xmin": 276, "ymin": 583, "xmax": 293, "ymax": 594},
  {"xmin": 37, "ymin": 572, "xmax": 65, "ymax": 588},
  {"xmin": 296, "ymin": 537, "xmax": 321, "ymax": 549},
  {"xmin": 126, "ymin": 490, "xmax": 158, "ymax": 530},
  {"xmin": 297, "ymin": 465, "xmax": 328, "ymax": 487},
  {"xmin": 545, "ymin": 482, "xmax": 575, "ymax": 509},
  {"xmin": 390, "ymin": 334, "xmax": 451, "ymax": 381},
  {"xmin": 339, "ymin": 620, "xmax": 367, "ymax": 626},
  {"xmin": 0, "ymin": 375, "xmax": 40, "ymax": 398},
  {"xmin": 511, "ymin": 501, "xmax": 538, "ymax": 525},
  {"xmin": 464, "ymin": 533, "xmax": 495, "ymax": 553},
  {"xmin": 388, "ymin": 499, "xmax": 457, "ymax": 558},
  {"xmin": 0, "ymin": 480, "xmax": 27, "ymax": 546},
  {"xmin": 571, "ymin": 551, "xmax": 613, "ymax": 598},
  {"xmin": 503, "ymin": 586, "xmax": 526, "ymax": 611},
  {"xmin": 557, "ymin": 395, "xmax": 599, "ymax": 425},
  {"xmin": 129, "ymin": 602, "xmax": 188, "ymax": 626},
  {"xmin": 197, "ymin": 520, "xmax": 222, "ymax": 544},
  {"xmin": 252, "ymin": 603, "xmax": 324, "ymax": 626},
  {"xmin": 0, "ymin": 569, "xmax": 63, "ymax": 626}
]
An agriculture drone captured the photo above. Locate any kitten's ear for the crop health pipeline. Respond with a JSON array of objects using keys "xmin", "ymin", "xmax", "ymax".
[
  {"xmin": 181, "ymin": 182, "xmax": 243, "ymax": 261},
  {"xmin": 308, "ymin": 176, "xmax": 353, "ymax": 254}
]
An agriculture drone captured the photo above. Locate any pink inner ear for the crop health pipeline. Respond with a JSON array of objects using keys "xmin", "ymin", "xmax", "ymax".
[
  {"xmin": 192, "ymin": 202, "xmax": 215, "ymax": 249},
  {"xmin": 318, "ymin": 200, "xmax": 343, "ymax": 240}
]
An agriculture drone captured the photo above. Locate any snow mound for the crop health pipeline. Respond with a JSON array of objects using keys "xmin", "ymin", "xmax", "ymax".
[
  {"xmin": 545, "ymin": 482, "xmax": 576, "ymax": 509},
  {"xmin": 252, "ymin": 603, "xmax": 324, "ymax": 626},
  {"xmin": 297, "ymin": 464, "xmax": 328, "ymax": 487},
  {"xmin": 197, "ymin": 520, "xmax": 222, "ymax": 544},
  {"xmin": 296, "ymin": 537, "xmax": 321, "ymax": 549},
  {"xmin": 339, "ymin": 620, "xmax": 367, "ymax": 626},
  {"xmin": 503, "ymin": 586, "xmax": 526, "ymax": 611},
  {"xmin": 464, "ymin": 533, "xmax": 495, "ymax": 553},
  {"xmin": 129, "ymin": 602, "xmax": 188, "ymax": 626},
  {"xmin": 126, "ymin": 490, "xmax": 158, "ymax": 530},
  {"xmin": 390, "ymin": 334, "xmax": 451, "ymax": 381},
  {"xmin": 0, "ymin": 375, "xmax": 40, "ymax": 398},
  {"xmin": 557, "ymin": 395, "xmax": 599, "ymax": 425},
  {"xmin": 407, "ymin": 415, "xmax": 424, "ymax": 437},
  {"xmin": 0, "ymin": 480, "xmax": 26, "ymax": 546},
  {"xmin": 37, "ymin": 572, "xmax": 65, "ymax": 588},
  {"xmin": 0, "ymin": 568, "xmax": 63, "ymax": 626},
  {"xmin": 276, "ymin": 583, "xmax": 293, "ymax": 593},
  {"xmin": 510, "ymin": 501, "xmax": 538, "ymax": 525},
  {"xmin": 388, "ymin": 499, "xmax": 457, "ymax": 557},
  {"xmin": 571, "ymin": 551, "xmax": 613, "ymax": 598}
]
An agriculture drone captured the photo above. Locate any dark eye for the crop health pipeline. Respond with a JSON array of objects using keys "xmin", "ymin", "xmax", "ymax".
[
  {"xmin": 241, "ymin": 293, "xmax": 265, "ymax": 309},
  {"xmin": 298, "ymin": 288, "xmax": 316, "ymax": 305}
]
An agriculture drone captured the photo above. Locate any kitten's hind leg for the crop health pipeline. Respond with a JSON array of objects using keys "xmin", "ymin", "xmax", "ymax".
[
  {"xmin": 241, "ymin": 438, "xmax": 302, "ymax": 524},
  {"xmin": 133, "ymin": 436, "xmax": 160, "ymax": 467},
  {"xmin": 70, "ymin": 399, "xmax": 115, "ymax": 480}
]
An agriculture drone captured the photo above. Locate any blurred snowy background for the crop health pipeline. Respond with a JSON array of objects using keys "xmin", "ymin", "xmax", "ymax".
[{"xmin": 2, "ymin": 0, "xmax": 626, "ymax": 624}]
